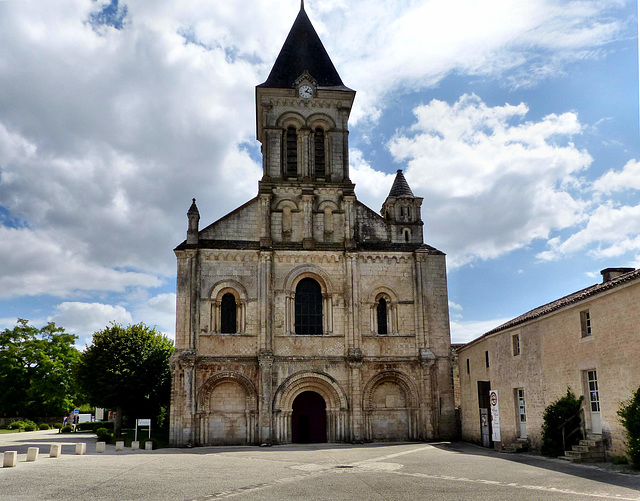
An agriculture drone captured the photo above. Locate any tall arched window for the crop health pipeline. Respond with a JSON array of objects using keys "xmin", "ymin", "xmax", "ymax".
[
  {"xmin": 314, "ymin": 128, "xmax": 325, "ymax": 178},
  {"xmin": 220, "ymin": 293, "xmax": 237, "ymax": 333},
  {"xmin": 376, "ymin": 298, "xmax": 388, "ymax": 335},
  {"xmin": 286, "ymin": 127, "xmax": 297, "ymax": 177},
  {"xmin": 295, "ymin": 278, "xmax": 323, "ymax": 335}
]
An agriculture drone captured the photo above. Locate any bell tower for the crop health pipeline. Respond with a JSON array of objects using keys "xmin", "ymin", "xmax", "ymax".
[{"xmin": 255, "ymin": 3, "xmax": 356, "ymax": 249}]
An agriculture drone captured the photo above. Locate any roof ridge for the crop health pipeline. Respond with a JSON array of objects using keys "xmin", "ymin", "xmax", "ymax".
[{"xmin": 483, "ymin": 268, "xmax": 640, "ymax": 336}]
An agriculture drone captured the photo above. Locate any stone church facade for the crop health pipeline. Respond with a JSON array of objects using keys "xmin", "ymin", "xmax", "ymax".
[{"xmin": 170, "ymin": 4, "xmax": 456, "ymax": 446}]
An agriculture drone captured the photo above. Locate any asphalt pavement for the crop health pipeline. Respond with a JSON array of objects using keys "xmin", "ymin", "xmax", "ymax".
[{"xmin": 1, "ymin": 429, "xmax": 639, "ymax": 500}]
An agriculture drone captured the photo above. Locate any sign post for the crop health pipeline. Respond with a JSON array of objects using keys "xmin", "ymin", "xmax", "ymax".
[
  {"xmin": 135, "ymin": 419, "xmax": 151, "ymax": 442},
  {"xmin": 489, "ymin": 390, "xmax": 501, "ymax": 442}
]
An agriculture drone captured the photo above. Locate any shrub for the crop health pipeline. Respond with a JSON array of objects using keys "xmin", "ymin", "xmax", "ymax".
[
  {"xmin": 93, "ymin": 421, "xmax": 114, "ymax": 432},
  {"xmin": 618, "ymin": 385, "xmax": 640, "ymax": 469},
  {"xmin": 95, "ymin": 427, "xmax": 111, "ymax": 443},
  {"xmin": 76, "ymin": 421, "xmax": 97, "ymax": 431},
  {"xmin": 541, "ymin": 388, "xmax": 584, "ymax": 457},
  {"xmin": 60, "ymin": 425, "xmax": 73, "ymax": 434},
  {"xmin": 53, "ymin": 422, "xmax": 63, "ymax": 430},
  {"xmin": 613, "ymin": 455, "xmax": 628, "ymax": 465},
  {"xmin": 7, "ymin": 421, "xmax": 25, "ymax": 430},
  {"xmin": 23, "ymin": 422, "xmax": 37, "ymax": 431},
  {"xmin": 38, "ymin": 423, "xmax": 51, "ymax": 430}
]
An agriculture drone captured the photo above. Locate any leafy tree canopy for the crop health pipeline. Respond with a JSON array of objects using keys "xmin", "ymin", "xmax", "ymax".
[
  {"xmin": 0, "ymin": 319, "xmax": 80, "ymax": 418},
  {"xmin": 76, "ymin": 322, "xmax": 173, "ymax": 434}
]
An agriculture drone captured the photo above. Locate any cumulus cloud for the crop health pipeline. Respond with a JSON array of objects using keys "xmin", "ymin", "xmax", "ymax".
[
  {"xmin": 593, "ymin": 159, "xmax": 640, "ymax": 194},
  {"xmin": 537, "ymin": 203, "xmax": 640, "ymax": 261},
  {"xmin": 324, "ymin": 0, "xmax": 628, "ymax": 120},
  {"xmin": 133, "ymin": 292, "xmax": 177, "ymax": 339},
  {"xmin": 450, "ymin": 317, "xmax": 511, "ymax": 344},
  {"xmin": 48, "ymin": 301, "xmax": 134, "ymax": 348},
  {"xmin": 383, "ymin": 94, "xmax": 591, "ymax": 266}
]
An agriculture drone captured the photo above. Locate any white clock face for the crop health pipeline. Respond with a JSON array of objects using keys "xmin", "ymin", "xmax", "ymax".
[{"xmin": 299, "ymin": 85, "xmax": 313, "ymax": 98}]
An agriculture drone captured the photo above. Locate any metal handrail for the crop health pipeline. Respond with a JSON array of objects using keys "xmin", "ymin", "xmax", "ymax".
[{"xmin": 561, "ymin": 408, "xmax": 586, "ymax": 451}]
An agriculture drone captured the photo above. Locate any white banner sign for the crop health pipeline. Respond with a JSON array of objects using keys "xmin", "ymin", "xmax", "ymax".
[
  {"xmin": 489, "ymin": 390, "xmax": 501, "ymax": 442},
  {"xmin": 137, "ymin": 419, "xmax": 151, "ymax": 426}
]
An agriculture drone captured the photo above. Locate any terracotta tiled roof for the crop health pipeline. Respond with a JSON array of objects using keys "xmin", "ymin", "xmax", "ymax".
[{"xmin": 484, "ymin": 268, "xmax": 640, "ymax": 336}]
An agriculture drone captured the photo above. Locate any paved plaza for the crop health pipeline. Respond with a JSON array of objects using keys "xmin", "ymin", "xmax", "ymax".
[{"xmin": 1, "ymin": 430, "xmax": 639, "ymax": 500}]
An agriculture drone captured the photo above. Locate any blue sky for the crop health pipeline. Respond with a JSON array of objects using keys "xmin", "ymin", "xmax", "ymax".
[{"xmin": 0, "ymin": 0, "xmax": 638, "ymax": 347}]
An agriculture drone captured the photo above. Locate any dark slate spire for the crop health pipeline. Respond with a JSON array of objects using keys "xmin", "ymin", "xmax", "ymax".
[
  {"xmin": 388, "ymin": 170, "xmax": 414, "ymax": 197},
  {"xmin": 258, "ymin": 4, "xmax": 345, "ymax": 89}
]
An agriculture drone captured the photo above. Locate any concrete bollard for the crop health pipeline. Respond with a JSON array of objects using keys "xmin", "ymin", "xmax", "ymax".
[
  {"xmin": 131, "ymin": 441, "xmax": 139, "ymax": 450},
  {"xmin": 96, "ymin": 442, "xmax": 106, "ymax": 453},
  {"xmin": 75, "ymin": 443, "xmax": 86, "ymax": 455},
  {"xmin": 144, "ymin": 441, "xmax": 153, "ymax": 450},
  {"xmin": 115, "ymin": 441, "xmax": 125, "ymax": 451},
  {"xmin": 50, "ymin": 444, "xmax": 61, "ymax": 458},
  {"xmin": 27, "ymin": 447, "xmax": 39, "ymax": 462},
  {"xmin": 3, "ymin": 451, "xmax": 17, "ymax": 467}
]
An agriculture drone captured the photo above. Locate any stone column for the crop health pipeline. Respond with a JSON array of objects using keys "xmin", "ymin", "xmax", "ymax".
[
  {"xmin": 343, "ymin": 196, "xmax": 356, "ymax": 249},
  {"xmin": 302, "ymin": 192, "xmax": 314, "ymax": 249},
  {"xmin": 258, "ymin": 352, "xmax": 274, "ymax": 444},
  {"xmin": 348, "ymin": 349, "xmax": 363, "ymax": 442},
  {"xmin": 259, "ymin": 193, "xmax": 272, "ymax": 248},
  {"xmin": 258, "ymin": 251, "xmax": 273, "ymax": 353},
  {"xmin": 413, "ymin": 249, "xmax": 429, "ymax": 349},
  {"xmin": 300, "ymin": 128, "xmax": 311, "ymax": 179},
  {"xmin": 419, "ymin": 349, "xmax": 436, "ymax": 440}
]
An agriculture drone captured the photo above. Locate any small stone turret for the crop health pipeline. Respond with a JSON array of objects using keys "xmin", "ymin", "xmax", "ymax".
[
  {"xmin": 381, "ymin": 170, "xmax": 424, "ymax": 244},
  {"xmin": 187, "ymin": 198, "xmax": 200, "ymax": 245}
]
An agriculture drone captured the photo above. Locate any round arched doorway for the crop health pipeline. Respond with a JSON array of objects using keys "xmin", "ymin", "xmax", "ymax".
[{"xmin": 291, "ymin": 391, "xmax": 327, "ymax": 443}]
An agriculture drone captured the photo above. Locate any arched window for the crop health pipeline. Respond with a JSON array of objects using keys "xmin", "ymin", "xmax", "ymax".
[
  {"xmin": 403, "ymin": 229, "xmax": 411, "ymax": 242},
  {"xmin": 314, "ymin": 128, "xmax": 325, "ymax": 178},
  {"xmin": 220, "ymin": 293, "xmax": 237, "ymax": 333},
  {"xmin": 295, "ymin": 278, "xmax": 323, "ymax": 335},
  {"xmin": 376, "ymin": 298, "xmax": 388, "ymax": 335},
  {"xmin": 286, "ymin": 127, "xmax": 297, "ymax": 177}
]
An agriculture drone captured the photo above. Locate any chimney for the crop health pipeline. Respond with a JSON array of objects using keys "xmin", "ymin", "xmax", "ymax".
[{"xmin": 601, "ymin": 267, "xmax": 635, "ymax": 283}]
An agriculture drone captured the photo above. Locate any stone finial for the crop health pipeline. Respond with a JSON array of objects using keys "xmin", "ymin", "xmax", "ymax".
[{"xmin": 187, "ymin": 198, "xmax": 200, "ymax": 245}]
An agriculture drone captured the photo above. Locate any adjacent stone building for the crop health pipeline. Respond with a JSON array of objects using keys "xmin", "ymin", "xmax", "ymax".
[
  {"xmin": 170, "ymin": 4, "xmax": 457, "ymax": 446},
  {"xmin": 458, "ymin": 267, "xmax": 640, "ymax": 458}
]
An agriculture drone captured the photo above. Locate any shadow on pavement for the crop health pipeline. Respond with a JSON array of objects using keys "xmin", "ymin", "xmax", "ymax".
[{"xmin": 431, "ymin": 441, "xmax": 640, "ymax": 492}]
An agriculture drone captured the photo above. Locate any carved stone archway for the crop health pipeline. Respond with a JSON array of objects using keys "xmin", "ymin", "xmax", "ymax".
[
  {"xmin": 362, "ymin": 371, "xmax": 419, "ymax": 441},
  {"xmin": 196, "ymin": 371, "xmax": 258, "ymax": 445},
  {"xmin": 273, "ymin": 371, "xmax": 348, "ymax": 443}
]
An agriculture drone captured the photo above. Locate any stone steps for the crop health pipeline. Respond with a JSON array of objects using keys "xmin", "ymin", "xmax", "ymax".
[
  {"xmin": 561, "ymin": 436, "xmax": 606, "ymax": 463},
  {"xmin": 502, "ymin": 438, "xmax": 529, "ymax": 453}
]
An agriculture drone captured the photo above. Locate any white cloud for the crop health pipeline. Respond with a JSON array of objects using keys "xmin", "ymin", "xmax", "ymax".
[
  {"xmin": 537, "ymin": 203, "xmax": 640, "ymax": 261},
  {"xmin": 382, "ymin": 94, "xmax": 590, "ymax": 266},
  {"xmin": 448, "ymin": 301, "xmax": 463, "ymax": 312},
  {"xmin": 326, "ymin": 0, "xmax": 627, "ymax": 120},
  {"xmin": 593, "ymin": 159, "xmax": 640, "ymax": 194},
  {"xmin": 450, "ymin": 318, "xmax": 511, "ymax": 344},
  {"xmin": 133, "ymin": 293, "xmax": 177, "ymax": 340},
  {"xmin": 0, "ymin": 227, "xmax": 161, "ymax": 298},
  {"xmin": 48, "ymin": 301, "xmax": 134, "ymax": 348}
]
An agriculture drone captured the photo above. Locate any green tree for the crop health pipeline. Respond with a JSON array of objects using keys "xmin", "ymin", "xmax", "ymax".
[
  {"xmin": 76, "ymin": 323, "xmax": 173, "ymax": 436},
  {"xmin": 618, "ymin": 386, "xmax": 640, "ymax": 468},
  {"xmin": 0, "ymin": 319, "xmax": 80, "ymax": 418},
  {"xmin": 541, "ymin": 388, "xmax": 584, "ymax": 457}
]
